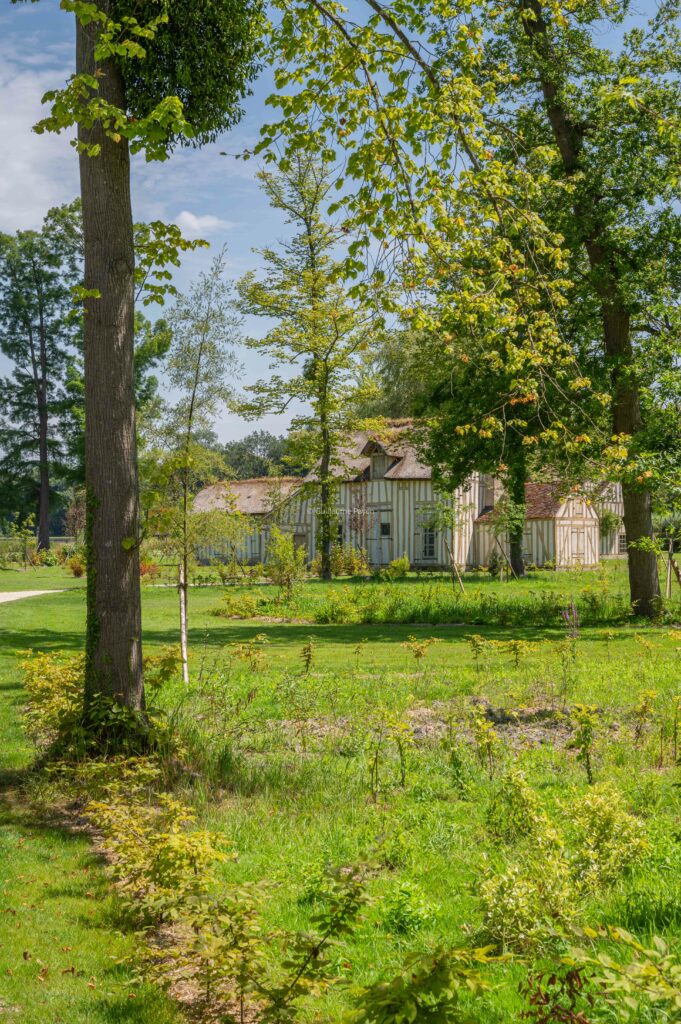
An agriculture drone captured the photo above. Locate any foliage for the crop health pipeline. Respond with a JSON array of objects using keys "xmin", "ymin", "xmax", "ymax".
[
  {"xmin": 567, "ymin": 785, "xmax": 649, "ymax": 890},
  {"xmin": 112, "ymin": 0, "xmax": 263, "ymax": 149},
  {"xmin": 86, "ymin": 790, "xmax": 232, "ymax": 924},
  {"xmin": 486, "ymin": 768, "xmax": 544, "ymax": 844},
  {"xmin": 519, "ymin": 964, "xmax": 596, "ymax": 1024},
  {"xmin": 266, "ymin": 527, "xmax": 307, "ymax": 601},
  {"xmin": 381, "ymin": 555, "xmax": 411, "ymax": 581},
  {"xmin": 67, "ymin": 552, "xmax": 85, "ymax": 578},
  {"xmin": 349, "ymin": 949, "xmax": 491, "ymax": 1024},
  {"xmin": 570, "ymin": 927, "xmax": 681, "ymax": 1021},
  {"xmin": 380, "ymin": 880, "xmax": 435, "ymax": 935},
  {"xmin": 569, "ymin": 706, "xmax": 599, "ymax": 785},
  {"xmin": 237, "ymin": 158, "xmax": 374, "ymax": 579},
  {"xmin": 479, "ymin": 843, "xmax": 575, "ymax": 952},
  {"xmin": 222, "ymin": 429, "xmax": 299, "ymax": 479},
  {"xmin": 21, "ymin": 650, "xmax": 84, "ymax": 747}
]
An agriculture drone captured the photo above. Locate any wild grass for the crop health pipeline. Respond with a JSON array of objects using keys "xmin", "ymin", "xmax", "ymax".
[{"xmin": 4, "ymin": 566, "xmax": 681, "ymax": 1021}]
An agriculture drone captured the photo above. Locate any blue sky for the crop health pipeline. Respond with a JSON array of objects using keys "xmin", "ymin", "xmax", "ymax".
[{"xmin": 0, "ymin": 0, "xmax": 300, "ymax": 441}]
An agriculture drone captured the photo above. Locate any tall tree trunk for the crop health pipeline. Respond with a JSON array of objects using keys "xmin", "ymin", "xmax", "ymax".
[
  {"xmin": 77, "ymin": 6, "xmax": 145, "ymax": 712},
  {"xmin": 520, "ymin": 0, "xmax": 660, "ymax": 615},
  {"xmin": 178, "ymin": 562, "xmax": 190, "ymax": 686},
  {"xmin": 508, "ymin": 461, "xmax": 526, "ymax": 580},
  {"xmin": 37, "ymin": 401, "xmax": 50, "ymax": 551},
  {"xmin": 319, "ymin": 407, "xmax": 333, "ymax": 581},
  {"xmin": 602, "ymin": 305, "xmax": 660, "ymax": 616}
]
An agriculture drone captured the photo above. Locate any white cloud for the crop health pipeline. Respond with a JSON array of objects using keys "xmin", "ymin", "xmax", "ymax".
[
  {"xmin": 0, "ymin": 51, "xmax": 78, "ymax": 231},
  {"xmin": 174, "ymin": 210, "xmax": 237, "ymax": 238}
]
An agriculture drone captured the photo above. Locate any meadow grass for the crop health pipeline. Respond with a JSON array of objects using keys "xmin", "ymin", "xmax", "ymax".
[{"xmin": 2, "ymin": 564, "xmax": 681, "ymax": 1020}]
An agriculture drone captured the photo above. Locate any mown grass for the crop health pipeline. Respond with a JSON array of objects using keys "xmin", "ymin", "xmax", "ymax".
[{"xmin": 3, "ymin": 565, "xmax": 681, "ymax": 1020}]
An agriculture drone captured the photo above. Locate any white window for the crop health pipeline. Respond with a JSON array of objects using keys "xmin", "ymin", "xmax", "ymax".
[{"xmin": 618, "ymin": 533, "xmax": 628, "ymax": 554}]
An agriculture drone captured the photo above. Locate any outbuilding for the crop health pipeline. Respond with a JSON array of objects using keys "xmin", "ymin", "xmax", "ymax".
[{"xmin": 473, "ymin": 482, "xmax": 600, "ymax": 569}]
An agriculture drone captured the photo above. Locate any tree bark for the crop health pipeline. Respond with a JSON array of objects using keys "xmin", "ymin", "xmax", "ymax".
[
  {"xmin": 37, "ymin": 402, "xmax": 50, "ymax": 551},
  {"xmin": 519, "ymin": 0, "xmax": 660, "ymax": 615},
  {"xmin": 77, "ymin": 5, "xmax": 145, "ymax": 712},
  {"xmin": 508, "ymin": 458, "xmax": 526, "ymax": 580},
  {"xmin": 319, "ymin": 391, "xmax": 333, "ymax": 580},
  {"xmin": 178, "ymin": 562, "xmax": 190, "ymax": 686},
  {"xmin": 601, "ymin": 304, "xmax": 660, "ymax": 616}
]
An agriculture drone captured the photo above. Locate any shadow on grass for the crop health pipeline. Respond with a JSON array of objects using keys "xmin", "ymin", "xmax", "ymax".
[
  {"xmin": 0, "ymin": 770, "xmax": 182, "ymax": 1024},
  {"xmin": 0, "ymin": 620, "xmax": 650, "ymax": 668}
]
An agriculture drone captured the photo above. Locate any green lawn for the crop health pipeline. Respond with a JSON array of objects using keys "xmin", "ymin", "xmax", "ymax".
[
  {"xmin": 2, "ymin": 566, "xmax": 681, "ymax": 1021},
  {"xmin": 0, "ymin": 586, "xmax": 181, "ymax": 1024}
]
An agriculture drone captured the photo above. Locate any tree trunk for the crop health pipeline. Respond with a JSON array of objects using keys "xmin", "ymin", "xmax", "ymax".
[
  {"xmin": 77, "ymin": 6, "xmax": 145, "ymax": 712},
  {"xmin": 508, "ymin": 461, "xmax": 526, "ymax": 580},
  {"xmin": 178, "ymin": 562, "xmax": 190, "ymax": 686},
  {"xmin": 37, "ymin": 402, "xmax": 50, "ymax": 551},
  {"xmin": 319, "ymin": 411, "xmax": 333, "ymax": 581},
  {"xmin": 602, "ymin": 305, "xmax": 660, "ymax": 618}
]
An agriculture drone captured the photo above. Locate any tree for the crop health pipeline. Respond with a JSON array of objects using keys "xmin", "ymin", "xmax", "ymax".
[
  {"xmin": 349, "ymin": 329, "xmax": 429, "ymax": 420},
  {"xmin": 481, "ymin": 0, "xmax": 681, "ymax": 615},
  {"xmin": 0, "ymin": 201, "xmax": 82, "ymax": 548},
  {"xmin": 237, "ymin": 158, "xmax": 374, "ymax": 580},
  {"xmin": 144, "ymin": 252, "xmax": 242, "ymax": 685},
  {"xmin": 259, "ymin": 0, "xmax": 681, "ymax": 617},
  {"xmin": 20, "ymin": 0, "xmax": 263, "ymax": 720},
  {"xmin": 222, "ymin": 430, "xmax": 299, "ymax": 480}
]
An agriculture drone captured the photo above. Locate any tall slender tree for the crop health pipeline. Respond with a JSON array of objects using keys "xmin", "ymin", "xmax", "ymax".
[
  {"xmin": 0, "ymin": 202, "xmax": 82, "ymax": 548},
  {"xmin": 237, "ymin": 159, "xmax": 373, "ymax": 579},
  {"xmin": 15, "ymin": 0, "xmax": 263, "ymax": 721},
  {"xmin": 146, "ymin": 252, "xmax": 241, "ymax": 684}
]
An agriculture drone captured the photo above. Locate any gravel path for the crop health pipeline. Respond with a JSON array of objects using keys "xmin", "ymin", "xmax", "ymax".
[{"xmin": 0, "ymin": 590, "xmax": 65, "ymax": 604}]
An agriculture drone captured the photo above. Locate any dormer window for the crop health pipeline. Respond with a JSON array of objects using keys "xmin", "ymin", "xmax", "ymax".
[{"xmin": 370, "ymin": 452, "xmax": 391, "ymax": 479}]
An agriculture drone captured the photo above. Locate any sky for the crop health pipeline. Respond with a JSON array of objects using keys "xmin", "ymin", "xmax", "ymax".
[{"xmin": 0, "ymin": 0, "xmax": 302, "ymax": 442}]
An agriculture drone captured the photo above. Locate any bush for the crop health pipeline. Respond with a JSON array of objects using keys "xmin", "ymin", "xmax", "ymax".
[
  {"xmin": 212, "ymin": 593, "xmax": 266, "ymax": 619},
  {"xmin": 380, "ymin": 880, "xmax": 435, "ymax": 935},
  {"xmin": 266, "ymin": 527, "xmax": 306, "ymax": 600},
  {"xmin": 86, "ymin": 789, "xmax": 232, "ymax": 924},
  {"xmin": 568, "ymin": 784, "xmax": 649, "ymax": 889},
  {"xmin": 485, "ymin": 768, "xmax": 544, "ymax": 843},
  {"xmin": 21, "ymin": 650, "xmax": 84, "ymax": 746},
  {"xmin": 486, "ymin": 550, "xmax": 502, "ymax": 578},
  {"xmin": 67, "ymin": 553, "xmax": 85, "ymax": 577},
  {"xmin": 140, "ymin": 559, "xmax": 161, "ymax": 580},
  {"xmin": 478, "ymin": 844, "xmax": 575, "ymax": 952},
  {"xmin": 381, "ymin": 554, "xmax": 410, "ymax": 581}
]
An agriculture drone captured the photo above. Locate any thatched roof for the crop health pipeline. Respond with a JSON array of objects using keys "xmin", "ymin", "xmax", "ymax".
[
  {"xmin": 330, "ymin": 419, "xmax": 432, "ymax": 481},
  {"xmin": 193, "ymin": 477, "xmax": 303, "ymax": 516}
]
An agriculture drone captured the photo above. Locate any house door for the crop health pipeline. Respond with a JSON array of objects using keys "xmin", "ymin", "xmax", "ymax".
[
  {"xmin": 369, "ymin": 509, "xmax": 393, "ymax": 565},
  {"xmin": 571, "ymin": 528, "xmax": 585, "ymax": 564}
]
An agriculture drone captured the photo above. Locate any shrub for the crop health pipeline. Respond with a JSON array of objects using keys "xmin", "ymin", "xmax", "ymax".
[
  {"xmin": 67, "ymin": 552, "xmax": 85, "ymax": 577},
  {"xmin": 315, "ymin": 585, "xmax": 359, "ymax": 624},
  {"xmin": 381, "ymin": 554, "xmax": 410, "ymax": 581},
  {"xmin": 479, "ymin": 845, "xmax": 575, "ymax": 952},
  {"xmin": 21, "ymin": 650, "xmax": 84, "ymax": 746},
  {"xmin": 139, "ymin": 559, "xmax": 161, "ymax": 580},
  {"xmin": 485, "ymin": 768, "xmax": 544, "ymax": 843},
  {"xmin": 212, "ymin": 593, "xmax": 265, "ymax": 619},
  {"xmin": 380, "ymin": 880, "xmax": 435, "ymax": 935},
  {"xmin": 486, "ymin": 550, "xmax": 502, "ymax": 578},
  {"xmin": 86, "ymin": 790, "xmax": 232, "ymax": 923},
  {"xmin": 351, "ymin": 949, "xmax": 490, "ymax": 1024},
  {"xmin": 568, "ymin": 784, "xmax": 649, "ymax": 889},
  {"xmin": 266, "ymin": 527, "xmax": 306, "ymax": 600}
]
